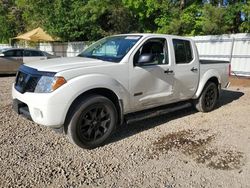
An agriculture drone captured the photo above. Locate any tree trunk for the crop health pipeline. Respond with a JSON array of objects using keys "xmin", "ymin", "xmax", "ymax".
[{"xmin": 180, "ymin": 0, "xmax": 186, "ymax": 9}]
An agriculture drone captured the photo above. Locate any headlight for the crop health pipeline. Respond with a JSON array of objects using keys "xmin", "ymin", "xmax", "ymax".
[{"xmin": 34, "ymin": 76, "xmax": 66, "ymax": 93}]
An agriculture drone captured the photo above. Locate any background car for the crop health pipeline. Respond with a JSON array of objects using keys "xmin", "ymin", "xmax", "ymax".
[{"xmin": 0, "ymin": 48, "xmax": 59, "ymax": 74}]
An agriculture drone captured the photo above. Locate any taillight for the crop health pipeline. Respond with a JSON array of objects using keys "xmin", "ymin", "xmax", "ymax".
[{"xmin": 229, "ymin": 64, "xmax": 231, "ymax": 76}]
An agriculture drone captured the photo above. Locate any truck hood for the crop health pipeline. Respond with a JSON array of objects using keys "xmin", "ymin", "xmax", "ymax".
[{"xmin": 25, "ymin": 57, "xmax": 113, "ymax": 72}]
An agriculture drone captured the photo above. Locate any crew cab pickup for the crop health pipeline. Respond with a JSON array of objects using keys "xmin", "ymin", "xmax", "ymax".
[{"xmin": 12, "ymin": 34, "xmax": 229, "ymax": 149}]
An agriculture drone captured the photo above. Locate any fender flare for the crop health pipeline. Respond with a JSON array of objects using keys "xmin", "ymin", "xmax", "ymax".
[
  {"xmin": 193, "ymin": 69, "xmax": 221, "ymax": 99},
  {"xmin": 60, "ymin": 73, "xmax": 130, "ymax": 126}
]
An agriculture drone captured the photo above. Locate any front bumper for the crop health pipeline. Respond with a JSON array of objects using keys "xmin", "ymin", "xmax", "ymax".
[
  {"xmin": 13, "ymin": 99, "xmax": 32, "ymax": 120},
  {"xmin": 12, "ymin": 84, "xmax": 69, "ymax": 128}
]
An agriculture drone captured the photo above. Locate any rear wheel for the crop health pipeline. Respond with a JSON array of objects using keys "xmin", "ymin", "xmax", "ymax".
[
  {"xmin": 194, "ymin": 82, "xmax": 218, "ymax": 112},
  {"xmin": 66, "ymin": 95, "xmax": 117, "ymax": 149}
]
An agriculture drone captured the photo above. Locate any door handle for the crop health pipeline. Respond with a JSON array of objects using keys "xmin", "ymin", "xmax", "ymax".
[
  {"xmin": 164, "ymin": 69, "xmax": 174, "ymax": 74},
  {"xmin": 191, "ymin": 67, "xmax": 198, "ymax": 72}
]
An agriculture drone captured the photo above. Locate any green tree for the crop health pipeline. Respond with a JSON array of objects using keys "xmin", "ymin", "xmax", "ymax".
[
  {"xmin": 16, "ymin": 0, "xmax": 138, "ymax": 41},
  {"xmin": 0, "ymin": 0, "xmax": 24, "ymax": 43},
  {"xmin": 224, "ymin": 2, "xmax": 244, "ymax": 33},
  {"xmin": 200, "ymin": 4, "xmax": 228, "ymax": 35},
  {"xmin": 122, "ymin": 0, "xmax": 164, "ymax": 32},
  {"xmin": 240, "ymin": 2, "xmax": 250, "ymax": 32},
  {"xmin": 123, "ymin": 0, "xmax": 203, "ymax": 35},
  {"xmin": 157, "ymin": 3, "xmax": 203, "ymax": 36},
  {"xmin": 1, "ymin": 0, "xmax": 250, "ymax": 43},
  {"xmin": 16, "ymin": 0, "xmax": 87, "ymax": 41}
]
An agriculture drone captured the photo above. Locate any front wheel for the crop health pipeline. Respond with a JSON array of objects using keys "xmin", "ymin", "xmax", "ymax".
[
  {"xmin": 66, "ymin": 95, "xmax": 117, "ymax": 149},
  {"xmin": 194, "ymin": 82, "xmax": 218, "ymax": 112}
]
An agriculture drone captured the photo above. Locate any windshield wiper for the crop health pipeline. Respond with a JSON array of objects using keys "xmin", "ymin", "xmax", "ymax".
[
  {"xmin": 78, "ymin": 55, "xmax": 103, "ymax": 60},
  {"xmin": 78, "ymin": 55, "xmax": 119, "ymax": 62}
]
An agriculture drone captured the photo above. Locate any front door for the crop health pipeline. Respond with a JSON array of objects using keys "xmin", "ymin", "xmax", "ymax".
[{"xmin": 129, "ymin": 37, "xmax": 175, "ymax": 111}]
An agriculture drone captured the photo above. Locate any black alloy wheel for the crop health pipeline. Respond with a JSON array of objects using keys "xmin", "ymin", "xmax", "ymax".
[
  {"xmin": 204, "ymin": 84, "xmax": 217, "ymax": 109},
  {"xmin": 67, "ymin": 95, "xmax": 117, "ymax": 149},
  {"xmin": 194, "ymin": 82, "xmax": 218, "ymax": 112},
  {"xmin": 77, "ymin": 104, "xmax": 111, "ymax": 142}
]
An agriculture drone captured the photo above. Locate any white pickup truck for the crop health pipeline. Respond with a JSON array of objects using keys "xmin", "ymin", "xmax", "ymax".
[{"xmin": 12, "ymin": 34, "xmax": 229, "ymax": 149}]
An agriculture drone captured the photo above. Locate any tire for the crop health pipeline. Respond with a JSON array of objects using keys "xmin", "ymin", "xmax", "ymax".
[
  {"xmin": 194, "ymin": 82, "xmax": 218, "ymax": 112},
  {"xmin": 66, "ymin": 95, "xmax": 118, "ymax": 149}
]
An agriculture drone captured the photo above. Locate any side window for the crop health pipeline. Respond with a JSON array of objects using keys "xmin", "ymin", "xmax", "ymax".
[
  {"xmin": 3, "ymin": 50, "xmax": 23, "ymax": 57},
  {"xmin": 173, "ymin": 39, "xmax": 193, "ymax": 64},
  {"xmin": 24, "ymin": 50, "xmax": 31, "ymax": 57},
  {"xmin": 3, "ymin": 50, "xmax": 15, "ymax": 57},
  {"xmin": 134, "ymin": 38, "xmax": 168, "ymax": 66},
  {"xmin": 30, "ymin": 50, "xmax": 43, "ymax": 56},
  {"xmin": 38, "ymin": 51, "xmax": 44, "ymax": 56},
  {"xmin": 15, "ymin": 50, "xmax": 23, "ymax": 57}
]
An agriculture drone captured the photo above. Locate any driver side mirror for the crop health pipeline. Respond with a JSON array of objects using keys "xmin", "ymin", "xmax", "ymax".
[{"xmin": 137, "ymin": 54, "xmax": 154, "ymax": 66}]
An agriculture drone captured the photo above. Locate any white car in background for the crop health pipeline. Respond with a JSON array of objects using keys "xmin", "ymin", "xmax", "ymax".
[{"xmin": 0, "ymin": 48, "xmax": 58, "ymax": 74}]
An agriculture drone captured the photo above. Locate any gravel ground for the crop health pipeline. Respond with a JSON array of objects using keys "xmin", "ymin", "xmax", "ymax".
[{"xmin": 0, "ymin": 76, "xmax": 250, "ymax": 188}]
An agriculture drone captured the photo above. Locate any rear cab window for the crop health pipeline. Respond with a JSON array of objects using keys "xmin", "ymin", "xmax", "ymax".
[{"xmin": 173, "ymin": 39, "xmax": 193, "ymax": 64}]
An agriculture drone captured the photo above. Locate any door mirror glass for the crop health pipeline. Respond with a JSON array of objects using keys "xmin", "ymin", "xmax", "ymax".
[{"xmin": 137, "ymin": 54, "xmax": 154, "ymax": 65}]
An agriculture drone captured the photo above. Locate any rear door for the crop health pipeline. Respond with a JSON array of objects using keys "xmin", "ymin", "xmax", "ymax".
[
  {"xmin": 0, "ymin": 49, "xmax": 23, "ymax": 73},
  {"xmin": 23, "ymin": 50, "xmax": 46, "ymax": 63},
  {"xmin": 171, "ymin": 38, "xmax": 199, "ymax": 100}
]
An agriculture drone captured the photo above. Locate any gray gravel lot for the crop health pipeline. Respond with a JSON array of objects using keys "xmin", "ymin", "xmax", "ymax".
[{"xmin": 0, "ymin": 76, "xmax": 250, "ymax": 187}]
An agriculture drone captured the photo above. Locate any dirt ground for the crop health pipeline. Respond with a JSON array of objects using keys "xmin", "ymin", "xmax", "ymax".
[
  {"xmin": 0, "ymin": 76, "xmax": 250, "ymax": 188},
  {"xmin": 229, "ymin": 76, "xmax": 250, "ymax": 87}
]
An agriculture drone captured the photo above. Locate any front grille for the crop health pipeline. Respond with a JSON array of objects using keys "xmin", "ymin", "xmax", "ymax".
[
  {"xmin": 15, "ymin": 71, "xmax": 41, "ymax": 93},
  {"xmin": 14, "ymin": 65, "xmax": 56, "ymax": 94},
  {"xmin": 26, "ymin": 77, "xmax": 40, "ymax": 92},
  {"xmin": 15, "ymin": 71, "xmax": 28, "ymax": 92}
]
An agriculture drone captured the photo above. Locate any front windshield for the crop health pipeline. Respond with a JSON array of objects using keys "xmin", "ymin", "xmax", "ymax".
[{"xmin": 78, "ymin": 35, "xmax": 142, "ymax": 62}]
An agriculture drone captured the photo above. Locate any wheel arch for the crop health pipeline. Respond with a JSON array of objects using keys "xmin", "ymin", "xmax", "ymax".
[
  {"xmin": 207, "ymin": 76, "xmax": 219, "ymax": 86},
  {"xmin": 194, "ymin": 69, "xmax": 221, "ymax": 99},
  {"xmin": 64, "ymin": 88, "xmax": 123, "ymax": 133}
]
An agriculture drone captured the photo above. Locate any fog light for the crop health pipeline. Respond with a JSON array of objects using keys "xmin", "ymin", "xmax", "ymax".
[{"xmin": 34, "ymin": 108, "xmax": 43, "ymax": 118}]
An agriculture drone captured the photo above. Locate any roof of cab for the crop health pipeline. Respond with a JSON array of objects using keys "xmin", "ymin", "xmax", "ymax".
[
  {"xmin": 1, "ymin": 48, "xmax": 44, "ymax": 52},
  {"xmin": 113, "ymin": 33, "xmax": 193, "ymax": 41}
]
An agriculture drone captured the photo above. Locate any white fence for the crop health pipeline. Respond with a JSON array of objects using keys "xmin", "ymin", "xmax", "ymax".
[
  {"xmin": 0, "ymin": 42, "xmax": 89, "ymax": 57},
  {"xmin": 0, "ymin": 44, "xmax": 11, "ymax": 49},
  {"xmin": 190, "ymin": 33, "xmax": 250, "ymax": 77},
  {"xmin": 39, "ymin": 42, "xmax": 89, "ymax": 57}
]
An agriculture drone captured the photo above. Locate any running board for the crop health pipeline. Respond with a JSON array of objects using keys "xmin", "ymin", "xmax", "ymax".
[{"xmin": 125, "ymin": 101, "xmax": 192, "ymax": 124}]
